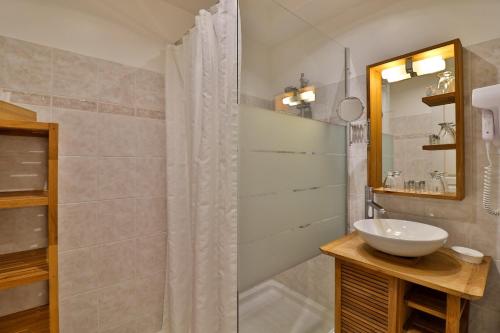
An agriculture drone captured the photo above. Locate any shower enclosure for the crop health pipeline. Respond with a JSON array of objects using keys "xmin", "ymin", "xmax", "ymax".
[{"xmin": 238, "ymin": 1, "xmax": 349, "ymax": 332}]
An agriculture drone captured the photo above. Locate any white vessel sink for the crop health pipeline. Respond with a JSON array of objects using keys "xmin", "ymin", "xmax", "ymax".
[{"xmin": 354, "ymin": 219, "xmax": 448, "ymax": 257}]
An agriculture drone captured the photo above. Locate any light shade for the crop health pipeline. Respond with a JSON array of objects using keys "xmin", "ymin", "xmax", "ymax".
[
  {"xmin": 413, "ymin": 56, "xmax": 446, "ymax": 76},
  {"xmin": 299, "ymin": 90, "xmax": 315, "ymax": 103},
  {"xmin": 381, "ymin": 56, "xmax": 446, "ymax": 83},
  {"xmin": 282, "ymin": 86, "xmax": 315, "ymax": 106},
  {"xmin": 282, "ymin": 95, "xmax": 301, "ymax": 106},
  {"xmin": 381, "ymin": 65, "xmax": 410, "ymax": 83}
]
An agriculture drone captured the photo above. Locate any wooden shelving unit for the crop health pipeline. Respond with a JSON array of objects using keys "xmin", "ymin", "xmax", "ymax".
[
  {"xmin": 0, "ymin": 190, "xmax": 49, "ymax": 209},
  {"xmin": 0, "ymin": 249, "xmax": 49, "ymax": 291},
  {"xmin": 0, "ymin": 305, "xmax": 49, "ymax": 333},
  {"xmin": 0, "ymin": 105, "xmax": 59, "ymax": 332},
  {"xmin": 405, "ymin": 311, "xmax": 445, "ymax": 333},
  {"xmin": 422, "ymin": 92, "xmax": 456, "ymax": 107},
  {"xmin": 422, "ymin": 144, "xmax": 456, "ymax": 151}
]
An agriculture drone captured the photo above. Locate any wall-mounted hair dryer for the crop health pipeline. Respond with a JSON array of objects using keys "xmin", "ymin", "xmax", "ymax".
[{"xmin": 472, "ymin": 83, "xmax": 500, "ymax": 216}]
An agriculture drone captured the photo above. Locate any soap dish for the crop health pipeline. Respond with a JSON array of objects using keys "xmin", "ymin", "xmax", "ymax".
[{"xmin": 451, "ymin": 246, "xmax": 484, "ymax": 264}]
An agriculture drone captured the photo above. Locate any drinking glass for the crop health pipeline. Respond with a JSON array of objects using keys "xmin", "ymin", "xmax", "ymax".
[
  {"xmin": 429, "ymin": 171, "xmax": 448, "ymax": 193},
  {"xmin": 438, "ymin": 122, "xmax": 456, "ymax": 144},
  {"xmin": 437, "ymin": 71, "xmax": 455, "ymax": 93},
  {"xmin": 384, "ymin": 171, "xmax": 396, "ymax": 189}
]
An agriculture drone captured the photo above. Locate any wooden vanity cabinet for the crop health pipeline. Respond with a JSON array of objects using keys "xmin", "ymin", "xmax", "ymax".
[
  {"xmin": 322, "ymin": 233, "xmax": 491, "ymax": 333},
  {"xmin": 335, "ymin": 260, "xmax": 399, "ymax": 332}
]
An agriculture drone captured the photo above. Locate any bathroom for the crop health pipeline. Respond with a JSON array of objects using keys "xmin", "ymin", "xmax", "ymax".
[{"xmin": 0, "ymin": 0, "xmax": 498, "ymax": 332}]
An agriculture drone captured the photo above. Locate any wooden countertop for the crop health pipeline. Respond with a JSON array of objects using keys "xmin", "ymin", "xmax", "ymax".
[{"xmin": 320, "ymin": 232, "xmax": 491, "ymax": 300}]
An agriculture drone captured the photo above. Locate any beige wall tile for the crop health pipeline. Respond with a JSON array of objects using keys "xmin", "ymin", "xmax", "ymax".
[
  {"xmin": 476, "ymin": 260, "xmax": 500, "ymax": 313},
  {"xmin": 59, "ymin": 157, "xmax": 99, "ymax": 203},
  {"xmin": 134, "ymin": 315, "xmax": 163, "ymax": 333},
  {"xmin": 134, "ymin": 273, "xmax": 165, "ymax": 320},
  {"xmin": 136, "ymin": 118, "xmax": 165, "ymax": 157},
  {"xmin": 98, "ymin": 321, "xmax": 137, "ymax": 333},
  {"xmin": 52, "ymin": 49, "xmax": 99, "ymax": 99},
  {"xmin": 134, "ymin": 69, "xmax": 165, "ymax": 112},
  {"xmin": 98, "ymin": 113, "xmax": 137, "ymax": 157},
  {"xmin": 136, "ymin": 197, "xmax": 166, "ymax": 236},
  {"xmin": 469, "ymin": 304, "xmax": 500, "ymax": 333},
  {"xmin": 136, "ymin": 158, "xmax": 165, "ymax": 197},
  {"xmin": 98, "ymin": 280, "xmax": 137, "ymax": 330},
  {"xmin": 97, "ymin": 198, "xmax": 136, "ymax": 243},
  {"xmin": 60, "ymin": 248, "xmax": 99, "ymax": 298},
  {"xmin": 135, "ymin": 234, "xmax": 166, "ymax": 276},
  {"xmin": 53, "ymin": 108, "xmax": 99, "ymax": 156},
  {"xmin": 60, "ymin": 291, "xmax": 99, "ymax": 333},
  {"xmin": 98, "ymin": 157, "xmax": 136, "ymax": 199},
  {"xmin": 59, "ymin": 202, "xmax": 100, "ymax": 252},
  {"xmin": 94, "ymin": 240, "xmax": 136, "ymax": 288},
  {"xmin": 97, "ymin": 60, "xmax": 135, "ymax": 106},
  {"xmin": 1, "ymin": 37, "xmax": 52, "ymax": 94}
]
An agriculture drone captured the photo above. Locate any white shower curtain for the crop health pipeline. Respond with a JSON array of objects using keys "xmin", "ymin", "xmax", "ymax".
[{"xmin": 163, "ymin": 1, "xmax": 240, "ymax": 333}]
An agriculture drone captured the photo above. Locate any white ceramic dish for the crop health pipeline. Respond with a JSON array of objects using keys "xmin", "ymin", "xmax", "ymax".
[
  {"xmin": 451, "ymin": 246, "xmax": 484, "ymax": 264},
  {"xmin": 354, "ymin": 219, "xmax": 448, "ymax": 257}
]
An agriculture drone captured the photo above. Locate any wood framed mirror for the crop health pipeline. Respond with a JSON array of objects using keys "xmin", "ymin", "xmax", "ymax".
[{"xmin": 367, "ymin": 39, "xmax": 464, "ymax": 200}]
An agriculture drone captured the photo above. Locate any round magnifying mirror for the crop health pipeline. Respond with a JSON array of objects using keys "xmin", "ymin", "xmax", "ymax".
[{"xmin": 337, "ymin": 97, "xmax": 364, "ymax": 122}]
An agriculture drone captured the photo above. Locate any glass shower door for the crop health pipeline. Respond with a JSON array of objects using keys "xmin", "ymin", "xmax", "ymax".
[{"xmin": 238, "ymin": 1, "xmax": 348, "ymax": 332}]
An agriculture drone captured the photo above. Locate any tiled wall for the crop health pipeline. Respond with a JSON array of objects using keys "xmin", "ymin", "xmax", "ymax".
[
  {"xmin": 348, "ymin": 38, "xmax": 500, "ymax": 332},
  {"xmin": 0, "ymin": 35, "xmax": 166, "ymax": 333}
]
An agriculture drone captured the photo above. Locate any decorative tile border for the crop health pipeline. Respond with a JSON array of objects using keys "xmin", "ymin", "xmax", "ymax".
[
  {"xmin": 136, "ymin": 108, "xmax": 165, "ymax": 120},
  {"xmin": 6, "ymin": 90, "xmax": 51, "ymax": 107},
  {"xmin": 52, "ymin": 96, "xmax": 97, "ymax": 112},
  {"xmin": 98, "ymin": 103, "xmax": 135, "ymax": 116}
]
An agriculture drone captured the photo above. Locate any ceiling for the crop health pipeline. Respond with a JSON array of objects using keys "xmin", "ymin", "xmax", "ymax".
[
  {"xmin": 240, "ymin": 0, "xmax": 401, "ymax": 47},
  {"xmin": 46, "ymin": 0, "xmax": 217, "ymax": 43},
  {"xmin": 163, "ymin": 0, "xmax": 218, "ymax": 14},
  {"xmin": 44, "ymin": 0, "xmax": 400, "ymax": 47}
]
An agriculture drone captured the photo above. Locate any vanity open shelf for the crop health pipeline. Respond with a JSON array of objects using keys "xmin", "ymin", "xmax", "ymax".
[
  {"xmin": 405, "ymin": 311, "xmax": 446, "ymax": 333},
  {"xmin": 422, "ymin": 144, "xmax": 456, "ymax": 151},
  {"xmin": 422, "ymin": 92, "xmax": 456, "ymax": 107},
  {"xmin": 406, "ymin": 286, "xmax": 448, "ymax": 319}
]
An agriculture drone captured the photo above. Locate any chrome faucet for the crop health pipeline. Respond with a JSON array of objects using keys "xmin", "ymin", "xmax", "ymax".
[{"xmin": 365, "ymin": 186, "xmax": 386, "ymax": 219}]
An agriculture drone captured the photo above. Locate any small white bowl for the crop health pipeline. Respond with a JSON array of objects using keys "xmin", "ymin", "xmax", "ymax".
[{"xmin": 451, "ymin": 246, "xmax": 484, "ymax": 264}]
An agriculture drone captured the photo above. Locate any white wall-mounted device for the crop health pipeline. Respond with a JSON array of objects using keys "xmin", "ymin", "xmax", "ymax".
[{"xmin": 472, "ymin": 83, "xmax": 500, "ymax": 216}]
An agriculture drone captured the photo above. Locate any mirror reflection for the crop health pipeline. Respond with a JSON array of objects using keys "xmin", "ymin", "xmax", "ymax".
[{"xmin": 381, "ymin": 58, "xmax": 457, "ymax": 195}]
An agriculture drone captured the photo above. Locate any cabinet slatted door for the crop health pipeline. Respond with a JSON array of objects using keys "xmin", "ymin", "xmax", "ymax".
[{"xmin": 336, "ymin": 260, "xmax": 398, "ymax": 333}]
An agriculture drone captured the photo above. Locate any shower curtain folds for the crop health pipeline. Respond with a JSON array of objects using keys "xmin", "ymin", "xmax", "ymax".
[{"xmin": 163, "ymin": 1, "xmax": 240, "ymax": 332}]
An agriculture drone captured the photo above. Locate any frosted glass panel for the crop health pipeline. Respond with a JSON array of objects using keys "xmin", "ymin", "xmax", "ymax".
[{"xmin": 238, "ymin": 105, "xmax": 346, "ymax": 291}]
